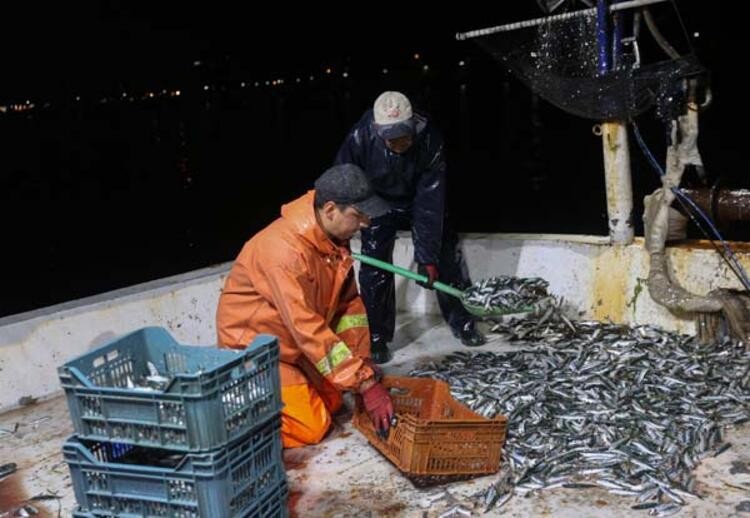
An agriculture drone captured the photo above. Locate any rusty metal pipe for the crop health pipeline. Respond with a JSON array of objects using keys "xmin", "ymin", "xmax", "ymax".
[{"xmin": 679, "ymin": 188, "xmax": 750, "ymax": 226}]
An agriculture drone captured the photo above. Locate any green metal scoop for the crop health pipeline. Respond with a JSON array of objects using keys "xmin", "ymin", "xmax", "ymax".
[{"xmin": 352, "ymin": 252, "xmax": 534, "ymax": 318}]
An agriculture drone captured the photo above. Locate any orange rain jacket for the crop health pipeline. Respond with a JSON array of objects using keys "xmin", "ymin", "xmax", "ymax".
[{"xmin": 216, "ymin": 191, "xmax": 374, "ymax": 391}]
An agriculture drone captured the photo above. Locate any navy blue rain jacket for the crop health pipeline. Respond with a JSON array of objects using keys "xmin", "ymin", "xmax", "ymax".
[{"xmin": 334, "ymin": 109, "xmax": 447, "ymax": 265}]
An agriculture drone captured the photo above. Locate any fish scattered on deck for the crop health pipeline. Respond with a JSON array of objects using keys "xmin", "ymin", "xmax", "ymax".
[{"xmin": 411, "ymin": 308, "xmax": 748, "ymax": 513}]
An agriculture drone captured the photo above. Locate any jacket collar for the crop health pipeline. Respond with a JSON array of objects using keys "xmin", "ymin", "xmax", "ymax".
[{"xmin": 281, "ymin": 191, "xmax": 351, "ymax": 258}]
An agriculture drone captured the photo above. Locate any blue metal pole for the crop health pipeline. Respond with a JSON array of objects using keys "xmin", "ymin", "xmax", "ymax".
[{"xmin": 597, "ymin": 0, "xmax": 611, "ymax": 74}]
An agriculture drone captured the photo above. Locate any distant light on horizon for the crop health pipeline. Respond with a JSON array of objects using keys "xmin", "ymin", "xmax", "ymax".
[{"xmin": 0, "ymin": 49, "xmax": 501, "ymax": 108}]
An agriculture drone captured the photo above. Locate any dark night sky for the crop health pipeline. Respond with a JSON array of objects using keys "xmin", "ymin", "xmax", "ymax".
[
  {"xmin": 3, "ymin": 2, "xmax": 719, "ymax": 99},
  {"xmin": 1, "ymin": 3, "xmax": 492, "ymax": 98},
  {"xmin": 0, "ymin": 2, "xmax": 727, "ymax": 184},
  {"xmin": 0, "ymin": 2, "xmax": 731, "ymax": 317}
]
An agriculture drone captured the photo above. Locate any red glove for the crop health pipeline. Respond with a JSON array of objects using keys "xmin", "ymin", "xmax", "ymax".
[
  {"xmin": 417, "ymin": 263, "xmax": 439, "ymax": 289},
  {"xmin": 361, "ymin": 382, "xmax": 394, "ymax": 437}
]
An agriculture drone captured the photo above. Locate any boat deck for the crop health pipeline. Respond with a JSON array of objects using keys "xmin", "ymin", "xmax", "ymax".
[{"xmin": 2, "ymin": 314, "xmax": 749, "ymax": 517}]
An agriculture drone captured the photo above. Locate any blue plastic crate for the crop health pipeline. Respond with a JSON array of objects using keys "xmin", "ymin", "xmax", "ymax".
[
  {"xmin": 66, "ymin": 418, "xmax": 287, "ymax": 518},
  {"xmin": 72, "ymin": 479, "xmax": 288, "ymax": 517},
  {"xmin": 58, "ymin": 327, "xmax": 282, "ymax": 452},
  {"xmin": 73, "ymin": 479, "xmax": 288, "ymax": 517}
]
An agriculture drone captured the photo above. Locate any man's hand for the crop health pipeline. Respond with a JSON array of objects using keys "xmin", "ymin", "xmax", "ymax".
[
  {"xmin": 360, "ymin": 381, "xmax": 394, "ymax": 438},
  {"xmin": 416, "ymin": 264, "xmax": 439, "ymax": 290}
]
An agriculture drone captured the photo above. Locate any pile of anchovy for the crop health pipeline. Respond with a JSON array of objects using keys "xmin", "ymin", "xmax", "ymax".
[
  {"xmin": 411, "ymin": 312, "xmax": 750, "ymax": 516},
  {"xmin": 463, "ymin": 276, "xmax": 552, "ymax": 313}
]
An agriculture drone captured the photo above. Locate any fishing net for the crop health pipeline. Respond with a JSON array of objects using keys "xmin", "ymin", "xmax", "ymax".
[{"xmin": 470, "ymin": 4, "xmax": 706, "ymax": 121}]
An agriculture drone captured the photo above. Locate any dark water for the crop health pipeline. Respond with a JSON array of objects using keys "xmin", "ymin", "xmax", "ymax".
[{"xmin": 0, "ymin": 45, "xmax": 734, "ymax": 317}]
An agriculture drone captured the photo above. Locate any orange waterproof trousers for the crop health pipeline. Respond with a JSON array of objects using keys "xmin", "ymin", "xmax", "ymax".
[{"xmin": 281, "ymin": 379, "xmax": 343, "ymax": 448}]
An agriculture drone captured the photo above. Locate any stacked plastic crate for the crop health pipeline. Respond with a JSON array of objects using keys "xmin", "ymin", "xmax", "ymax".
[{"xmin": 57, "ymin": 327, "xmax": 286, "ymax": 517}]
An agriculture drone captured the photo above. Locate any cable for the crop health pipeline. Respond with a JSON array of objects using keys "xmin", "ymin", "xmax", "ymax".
[
  {"xmin": 631, "ymin": 120, "xmax": 664, "ymax": 175},
  {"xmin": 643, "ymin": 8, "xmax": 680, "ymax": 59},
  {"xmin": 631, "ymin": 121, "xmax": 750, "ymax": 291},
  {"xmin": 669, "ymin": 0, "xmax": 695, "ymax": 55},
  {"xmin": 671, "ymin": 189, "xmax": 750, "ymax": 291},
  {"xmin": 634, "ymin": 120, "xmax": 750, "ymax": 290}
]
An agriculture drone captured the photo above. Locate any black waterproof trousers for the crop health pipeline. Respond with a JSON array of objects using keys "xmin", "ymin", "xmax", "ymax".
[{"xmin": 358, "ymin": 208, "xmax": 473, "ymax": 344}]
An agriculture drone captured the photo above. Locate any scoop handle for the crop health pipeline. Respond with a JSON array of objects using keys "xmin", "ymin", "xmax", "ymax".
[{"xmin": 352, "ymin": 252, "xmax": 464, "ymax": 299}]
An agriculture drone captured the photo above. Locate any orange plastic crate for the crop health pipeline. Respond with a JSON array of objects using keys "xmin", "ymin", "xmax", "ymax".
[{"xmin": 353, "ymin": 376, "xmax": 507, "ymax": 476}]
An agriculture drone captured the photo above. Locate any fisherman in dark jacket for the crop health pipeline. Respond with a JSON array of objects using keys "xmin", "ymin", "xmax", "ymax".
[{"xmin": 335, "ymin": 91, "xmax": 485, "ymax": 364}]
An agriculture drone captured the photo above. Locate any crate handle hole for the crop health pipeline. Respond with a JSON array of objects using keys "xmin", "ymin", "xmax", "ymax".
[
  {"xmin": 106, "ymin": 350, "xmax": 119, "ymax": 362},
  {"xmin": 389, "ymin": 387, "xmax": 410, "ymax": 396},
  {"xmin": 93, "ymin": 355, "xmax": 106, "ymax": 368}
]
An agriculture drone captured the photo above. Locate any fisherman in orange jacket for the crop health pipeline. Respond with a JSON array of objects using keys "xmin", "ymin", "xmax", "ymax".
[{"xmin": 217, "ymin": 164, "xmax": 395, "ymax": 447}]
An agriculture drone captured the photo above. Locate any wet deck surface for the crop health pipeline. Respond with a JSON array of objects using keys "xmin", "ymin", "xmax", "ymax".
[
  {"xmin": 283, "ymin": 315, "xmax": 750, "ymax": 517},
  {"xmin": 0, "ymin": 394, "xmax": 74, "ymax": 517},
  {"xmin": 3, "ymin": 314, "xmax": 750, "ymax": 516}
]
